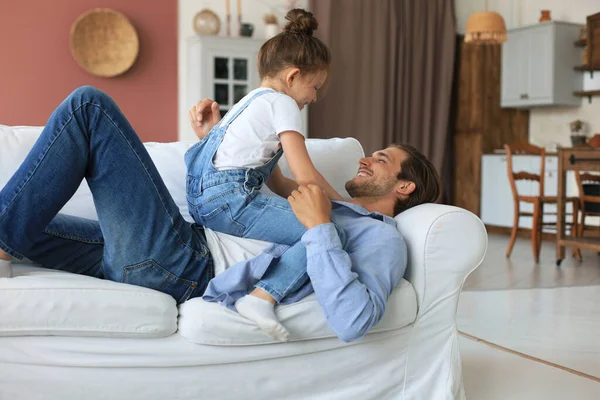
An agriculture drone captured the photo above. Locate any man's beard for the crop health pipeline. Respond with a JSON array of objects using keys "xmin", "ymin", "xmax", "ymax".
[{"xmin": 345, "ymin": 177, "xmax": 396, "ymax": 198}]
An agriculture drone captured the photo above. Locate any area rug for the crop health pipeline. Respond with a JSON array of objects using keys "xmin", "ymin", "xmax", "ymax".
[{"xmin": 457, "ymin": 285, "xmax": 600, "ymax": 378}]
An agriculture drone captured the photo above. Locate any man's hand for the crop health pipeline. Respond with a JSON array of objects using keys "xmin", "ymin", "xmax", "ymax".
[
  {"xmin": 288, "ymin": 184, "xmax": 332, "ymax": 230},
  {"xmin": 188, "ymin": 99, "xmax": 221, "ymax": 140}
]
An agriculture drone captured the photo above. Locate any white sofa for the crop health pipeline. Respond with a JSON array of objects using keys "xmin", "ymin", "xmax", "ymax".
[{"xmin": 0, "ymin": 125, "xmax": 487, "ymax": 400}]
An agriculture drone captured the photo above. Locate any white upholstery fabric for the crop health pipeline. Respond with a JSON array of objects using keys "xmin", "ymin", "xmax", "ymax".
[
  {"xmin": 395, "ymin": 204, "xmax": 488, "ymax": 400},
  {"xmin": 0, "ymin": 266, "xmax": 177, "ymax": 338},
  {"xmin": 0, "ymin": 331, "xmax": 415, "ymax": 400},
  {"xmin": 179, "ymin": 279, "xmax": 417, "ymax": 345}
]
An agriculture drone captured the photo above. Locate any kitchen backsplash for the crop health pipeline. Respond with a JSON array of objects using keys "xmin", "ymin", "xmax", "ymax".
[{"xmin": 529, "ymin": 98, "xmax": 600, "ymax": 150}]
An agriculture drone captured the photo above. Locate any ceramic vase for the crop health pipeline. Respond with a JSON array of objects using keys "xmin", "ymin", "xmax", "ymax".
[
  {"xmin": 265, "ymin": 24, "xmax": 280, "ymax": 39},
  {"xmin": 539, "ymin": 10, "xmax": 551, "ymax": 23}
]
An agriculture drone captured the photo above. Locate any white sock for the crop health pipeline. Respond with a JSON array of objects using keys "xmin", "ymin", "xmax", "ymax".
[
  {"xmin": 235, "ymin": 295, "xmax": 290, "ymax": 342},
  {"xmin": 0, "ymin": 259, "xmax": 13, "ymax": 278}
]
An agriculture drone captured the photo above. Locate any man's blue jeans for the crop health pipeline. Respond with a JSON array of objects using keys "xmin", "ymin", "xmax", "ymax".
[{"xmin": 0, "ymin": 87, "xmax": 212, "ymax": 303}]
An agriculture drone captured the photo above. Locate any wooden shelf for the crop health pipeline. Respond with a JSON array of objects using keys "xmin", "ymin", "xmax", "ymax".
[
  {"xmin": 573, "ymin": 90, "xmax": 600, "ymax": 103},
  {"xmin": 574, "ymin": 65, "xmax": 599, "ymax": 78},
  {"xmin": 574, "ymin": 90, "xmax": 600, "ymax": 96},
  {"xmin": 574, "ymin": 39, "xmax": 587, "ymax": 47},
  {"xmin": 574, "ymin": 65, "xmax": 596, "ymax": 71}
]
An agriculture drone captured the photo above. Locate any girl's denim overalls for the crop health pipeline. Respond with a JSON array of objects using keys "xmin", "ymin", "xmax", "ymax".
[{"xmin": 185, "ymin": 89, "xmax": 331, "ymax": 301}]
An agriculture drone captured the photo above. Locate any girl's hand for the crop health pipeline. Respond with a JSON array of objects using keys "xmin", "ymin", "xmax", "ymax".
[
  {"xmin": 188, "ymin": 99, "xmax": 221, "ymax": 140},
  {"xmin": 288, "ymin": 184, "xmax": 332, "ymax": 229}
]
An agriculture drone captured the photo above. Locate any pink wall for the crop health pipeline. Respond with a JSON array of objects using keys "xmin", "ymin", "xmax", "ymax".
[{"xmin": 0, "ymin": 1, "xmax": 177, "ymax": 142}]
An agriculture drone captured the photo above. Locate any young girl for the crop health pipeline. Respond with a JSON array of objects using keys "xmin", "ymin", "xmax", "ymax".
[{"xmin": 185, "ymin": 9, "xmax": 344, "ymax": 341}]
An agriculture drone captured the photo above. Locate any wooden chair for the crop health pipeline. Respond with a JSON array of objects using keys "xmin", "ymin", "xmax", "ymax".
[
  {"xmin": 574, "ymin": 172, "xmax": 600, "ymax": 241},
  {"xmin": 504, "ymin": 143, "xmax": 580, "ymax": 263}
]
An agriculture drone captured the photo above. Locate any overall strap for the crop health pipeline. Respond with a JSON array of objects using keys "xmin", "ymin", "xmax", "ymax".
[{"xmin": 219, "ymin": 88, "xmax": 276, "ymax": 131}]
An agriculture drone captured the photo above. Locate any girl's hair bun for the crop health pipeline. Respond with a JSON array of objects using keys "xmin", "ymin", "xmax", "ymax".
[{"xmin": 284, "ymin": 8, "xmax": 318, "ymax": 36}]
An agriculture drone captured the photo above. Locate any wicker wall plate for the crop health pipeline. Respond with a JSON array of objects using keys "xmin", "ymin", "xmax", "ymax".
[{"xmin": 70, "ymin": 8, "xmax": 139, "ymax": 78}]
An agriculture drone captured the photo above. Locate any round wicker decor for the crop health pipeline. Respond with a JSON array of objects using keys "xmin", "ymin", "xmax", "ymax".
[
  {"xmin": 193, "ymin": 9, "xmax": 220, "ymax": 35},
  {"xmin": 70, "ymin": 8, "xmax": 139, "ymax": 78}
]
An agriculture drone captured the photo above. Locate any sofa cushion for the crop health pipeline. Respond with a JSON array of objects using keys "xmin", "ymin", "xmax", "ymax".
[
  {"xmin": 0, "ymin": 264, "xmax": 178, "ymax": 338},
  {"xmin": 178, "ymin": 279, "xmax": 417, "ymax": 345}
]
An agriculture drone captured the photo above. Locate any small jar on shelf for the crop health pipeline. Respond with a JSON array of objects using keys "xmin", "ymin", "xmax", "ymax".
[{"xmin": 579, "ymin": 26, "xmax": 588, "ymax": 42}]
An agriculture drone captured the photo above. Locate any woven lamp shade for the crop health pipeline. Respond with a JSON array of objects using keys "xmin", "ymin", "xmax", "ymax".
[
  {"xmin": 70, "ymin": 8, "xmax": 139, "ymax": 78},
  {"xmin": 465, "ymin": 11, "xmax": 507, "ymax": 44}
]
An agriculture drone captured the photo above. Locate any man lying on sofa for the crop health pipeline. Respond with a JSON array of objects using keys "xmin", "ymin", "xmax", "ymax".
[{"xmin": 0, "ymin": 87, "xmax": 441, "ymax": 343}]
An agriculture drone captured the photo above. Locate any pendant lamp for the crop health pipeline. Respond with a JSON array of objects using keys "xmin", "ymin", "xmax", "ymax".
[{"xmin": 465, "ymin": 0, "xmax": 507, "ymax": 43}]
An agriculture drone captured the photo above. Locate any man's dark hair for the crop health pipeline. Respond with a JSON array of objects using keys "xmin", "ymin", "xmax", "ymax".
[{"xmin": 391, "ymin": 144, "xmax": 442, "ymax": 215}]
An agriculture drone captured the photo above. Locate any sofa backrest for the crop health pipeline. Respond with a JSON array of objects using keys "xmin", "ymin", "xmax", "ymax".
[{"xmin": 0, "ymin": 125, "xmax": 364, "ymax": 222}]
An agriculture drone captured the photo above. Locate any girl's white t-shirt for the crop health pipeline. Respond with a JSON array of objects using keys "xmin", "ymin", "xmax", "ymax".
[{"xmin": 213, "ymin": 88, "xmax": 303, "ymax": 170}]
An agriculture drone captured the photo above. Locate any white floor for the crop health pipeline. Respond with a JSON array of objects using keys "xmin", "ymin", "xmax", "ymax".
[
  {"xmin": 457, "ymin": 286, "xmax": 600, "ymax": 377},
  {"xmin": 460, "ymin": 336, "xmax": 600, "ymax": 399}
]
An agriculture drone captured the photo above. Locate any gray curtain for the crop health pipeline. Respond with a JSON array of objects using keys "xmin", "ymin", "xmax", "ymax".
[{"xmin": 309, "ymin": 0, "xmax": 456, "ymax": 198}]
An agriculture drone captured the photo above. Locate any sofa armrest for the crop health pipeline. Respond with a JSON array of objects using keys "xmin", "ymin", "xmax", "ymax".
[
  {"xmin": 394, "ymin": 203, "xmax": 487, "ymax": 318},
  {"xmin": 393, "ymin": 204, "xmax": 486, "ymax": 399}
]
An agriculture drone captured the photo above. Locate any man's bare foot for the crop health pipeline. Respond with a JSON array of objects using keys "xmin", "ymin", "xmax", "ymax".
[{"xmin": 0, "ymin": 248, "xmax": 11, "ymax": 261}]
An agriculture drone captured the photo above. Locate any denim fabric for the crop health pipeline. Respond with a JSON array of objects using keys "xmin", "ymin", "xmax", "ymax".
[
  {"xmin": 255, "ymin": 226, "xmax": 347, "ymax": 302},
  {"xmin": 185, "ymin": 88, "xmax": 328, "ymax": 302},
  {"xmin": 0, "ymin": 86, "xmax": 212, "ymax": 304},
  {"xmin": 185, "ymin": 89, "xmax": 308, "ymax": 244}
]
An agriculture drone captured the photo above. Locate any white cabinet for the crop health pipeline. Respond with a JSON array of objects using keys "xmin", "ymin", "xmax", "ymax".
[
  {"xmin": 480, "ymin": 154, "xmax": 577, "ymax": 229},
  {"xmin": 185, "ymin": 36, "xmax": 308, "ymax": 141},
  {"xmin": 480, "ymin": 155, "xmax": 514, "ymax": 228},
  {"xmin": 501, "ymin": 22, "xmax": 583, "ymax": 108}
]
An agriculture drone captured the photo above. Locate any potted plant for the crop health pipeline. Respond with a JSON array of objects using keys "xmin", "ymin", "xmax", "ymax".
[{"xmin": 569, "ymin": 119, "xmax": 587, "ymax": 147}]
